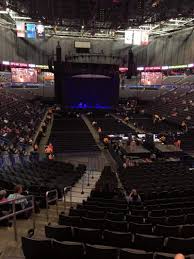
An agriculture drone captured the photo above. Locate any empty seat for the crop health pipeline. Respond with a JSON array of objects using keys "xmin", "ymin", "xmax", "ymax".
[
  {"xmin": 104, "ymin": 219, "xmax": 128, "ymax": 232},
  {"xmin": 165, "ymin": 237, "xmax": 194, "ymax": 254},
  {"xmin": 53, "ymin": 240, "xmax": 84, "ymax": 259},
  {"xmin": 103, "ymin": 230, "xmax": 132, "ymax": 248},
  {"xmin": 73, "ymin": 227, "xmax": 102, "ymax": 244},
  {"xmin": 154, "ymin": 252, "xmax": 176, "ymax": 259},
  {"xmin": 120, "ymin": 248, "xmax": 153, "ymax": 259},
  {"xmin": 21, "ymin": 237, "xmax": 53, "ymax": 259},
  {"xmin": 181, "ymin": 225, "xmax": 194, "ymax": 238},
  {"xmin": 154, "ymin": 225, "xmax": 181, "ymax": 237},
  {"xmin": 106, "ymin": 212, "xmax": 124, "ymax": 221},
  {"xmin": 129, "ymin": 223, "xmax": 153, "ymax": 235},
  {"xmin": 167, "ymin": 215, "xmax": 185, "ymax": 226},
  {"xmin": 87, "ymin": 210, "xmax": 105, "ymax": 219},
  {"xmin": 134, "ymin": 234, "xmax": 164, "ymax": 252},
  {"xmin": 58, "ymin": 215, "xmax": 81, "ymax": 227},
  {"xmin": 147, "ymin": 217, "xmax": 167, "ymax": 226},
  {"xmin": 85, "ymin": 244, "xmax": 118, "ymax": 259},
  {"xmin": 127, "ymin": 215, "xmax": 144, "ymax": 224},
  {"xmin": 166, "ymin": 209, "xmax": 183, "ymax": 216},
  {"xmin": 45, "ymin": 225, "xmax": 72, "ymax": 241},
  {"xmin": 186, "ymin": 214, "xmax": 194, "ymax": 224},
  {"xmin": 131, "ymin": 210, "xmax": 148, "ymax": 218},
  {"xmin": 69, "ymin": 209, "xmax": 87, "ymax": 217},
  {"xmin": 150, "ymin": 210, "xmax": 166, "ymax": 217},
  {"xmin": 182, "ymin": 207, "xmax": 194, "ymax": 214},
  {"xmin": 82, "ymin": 217, "xmax": 104, "ymax": 229}
]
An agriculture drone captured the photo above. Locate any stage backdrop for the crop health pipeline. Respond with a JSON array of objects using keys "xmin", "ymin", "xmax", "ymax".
[{"xmin": 55, "ymin": 62, "xmax": 120, "ymax": 109}]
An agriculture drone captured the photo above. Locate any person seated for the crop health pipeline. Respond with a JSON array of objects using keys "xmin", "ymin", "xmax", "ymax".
[
  {"xmin": 0, "ymin": 190, "xmax": 8, "ymax": 203},
  {"xmin": 92, "ymin": 121, "xmax": 97, "ymax": 126},
  {"xmin": 98, "ymin": 127, "xmax": 102, "ymax": 133},
  {"xmin": 174, "ymin": 139, "xmax": 181, "ymax": 149},
  {"xmin": 181, "ymin": 120, "xmax": 188, "ymax": 132},
  {"xmin": 8, "ymin": 185, "xmax": 28, "ymax": 210},
  {"xmin": 45, "ymin": 143, "xmax": 54, "ymax": 156},
  {"xmin": 103, "ymin": 136, "xmax": 109, "ymax": 148},
  {"xmin": 127, "ymin": 189, "xmax": 141, "ymax": 204}
]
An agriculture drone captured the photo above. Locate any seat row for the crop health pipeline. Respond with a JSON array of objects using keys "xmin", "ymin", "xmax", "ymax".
[
  {"xmin": 59, "ymin": 214, "xmax": 194, "ymax": 232},
  {"xmin": 22, "ymin": 235, "xmax": 194, "ymax": 259},
  {"xmin": 74, "ymin": 202, "xmax": 194, "ymax": 217},
  {"xmin": 47, "ymin": 223, "xmax": 194, "ymax": 243},
  {"xmin": 67, "ymin": 208, "xmax": 194, "ymax": 225}
]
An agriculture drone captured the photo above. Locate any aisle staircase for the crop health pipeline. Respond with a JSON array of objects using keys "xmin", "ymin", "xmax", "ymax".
[{"xmin": 64, "ymin": 171, "xmax": 102, "ymax": 204}]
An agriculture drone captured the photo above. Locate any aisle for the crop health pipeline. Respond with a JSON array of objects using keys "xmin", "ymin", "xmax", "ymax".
[{"xmin": 64, "ymin": 170, "xmax": 102, "ymax": 204}]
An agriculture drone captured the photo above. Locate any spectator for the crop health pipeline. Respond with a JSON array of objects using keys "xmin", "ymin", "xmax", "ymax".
[
  {"xmin": 174, "ymin": 139, "xmax": 181, "ymax": 149},
  {"xmin": 103, "ymin": 136, "xmax": 109, "ymax": 148},
  {"xmin": 92, "ymin": 121, "xmax": 97, "ymax": 126},
  {"xmin": 0, "ymin": 190, "xmax": 7, "ymax": 203},
  {"xmin": 98, "ymin": 127, "xmax": 102, "ymax": 133},
  {"xmin": 181, "ymin": 121, "xmax": 188, "ymax": 132},
  {"xmin": 8, "ymin": 185, "xmax": 28, "ymax": 209},
  {"xmin": 127, "ymin": 189, "xmax": 141, "ymax": 204},
  {"xmin": 174, "ymin": 254, "xmax": 185, "ymax": 259}
]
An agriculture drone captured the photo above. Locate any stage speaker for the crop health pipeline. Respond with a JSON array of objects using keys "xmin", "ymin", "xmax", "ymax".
[{"xmin": 127, "ymin": 48, "xmax": 137, "ymax": 79}]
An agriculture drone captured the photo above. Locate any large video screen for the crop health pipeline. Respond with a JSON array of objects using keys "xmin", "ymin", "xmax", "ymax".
[
  {"xmin": 11, "ymin": 68, "xmax": 37, "ymax": 83},
  {"xmin": 141, "ymin": 72, "xmax": 163, "ymax": 85}
]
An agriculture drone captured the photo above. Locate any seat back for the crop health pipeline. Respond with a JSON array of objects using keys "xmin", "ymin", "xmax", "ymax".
[
  {"xmin": 165, "ymin": 237, "xmax": 194, "ymax": 254},
  {"xmin": 82, "ymin": 217, "xmax": 104, "ymax": 229},
  {"xmin": 103, "ymin": 230, "xmax": 132, "ymax": 248},
  {"xmin": 129, "ymin": 223, "xmax": 153, "ymax": 235},
  {"xmin": 120, "ymin": 248, "xmax": 153, "ymax": 259},
  {"xmin": 21, "ymin": 237, "xmax": 53, "ymax": 259},
  {"xmin": 53, "ymin": 240, "xmax": 84, "ymax": 259},
  {"xmin": 105, "ymin": 219, "xmax": 128, "ymax": 232},
  {"xmin": 154, "ymin": 225, "xmax": 181, "ymax": 237},
  {"xmin": 181, "ymin": 224, "xmax": 194, "ymax": 238},
  {"xmin": 74, "ymin": 227, "xmax": 102, "ymax": 244},
  {"xmin": 134, "ymin": 234, "xmax": 164, "ymax": 252},
  {"xmin": 45, "ymin": 225, "xmax": 72, "ymax": 241},
  {"xmin": 85, "ymin": 244, "xmax": 118, "ymax": 259}
]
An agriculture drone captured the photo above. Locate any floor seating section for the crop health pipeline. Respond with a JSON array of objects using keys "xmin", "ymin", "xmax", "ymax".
[
  {"xmin": 89, "ymin": 114, "xmax": 135, "ymax": 135},
  {"xmin": 49, "ymin": 114, "xmax": 99, "ymax": 153}
]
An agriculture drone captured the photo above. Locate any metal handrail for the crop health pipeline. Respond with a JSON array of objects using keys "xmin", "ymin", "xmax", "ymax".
[
  {"xmin": 63, "ymin": 186, "xmax": 72, "ymax": 211},
  {"xmin": 0, "ymin": 195, "xmax": 35, "ymax": 241},
  {"xmin": 45, "ymin": 189, "xmax": 58, "ymax": 222}
]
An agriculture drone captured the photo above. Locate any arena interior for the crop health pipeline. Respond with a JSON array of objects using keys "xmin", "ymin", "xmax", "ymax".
[{"xmin": 1, "ymin": 0, "xmax": 194, "ymax": 258}]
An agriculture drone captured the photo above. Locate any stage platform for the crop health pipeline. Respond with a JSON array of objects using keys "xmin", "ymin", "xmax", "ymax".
[
  {"xmin": 155, "ymin": 143, "xmax": 183, "ymax": 157},
  {"xmin": 121, "ymin": 144, "xmax": 151, "ymax": 158}
]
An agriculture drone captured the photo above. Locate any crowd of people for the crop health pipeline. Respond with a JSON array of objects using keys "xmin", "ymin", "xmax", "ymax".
[{"xmin": 0, "ymin": 90, "xmax": 46, "ymax": 154}]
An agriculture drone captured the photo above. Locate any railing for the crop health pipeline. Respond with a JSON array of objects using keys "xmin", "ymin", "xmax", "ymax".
[
  {"xmin": 63, "ymin": 186, "xmax": 72, "ymax": 210},
  {"xmin": 45, "ymin": 189, "xmax": 58, "ymax": 222},
  {"xmin": 0, "ymin": 195, "xmax": 35, "ymax": 241},
  {"xmin": 63, "ymin": 170, "xmax": 102, "ymax": 210}
]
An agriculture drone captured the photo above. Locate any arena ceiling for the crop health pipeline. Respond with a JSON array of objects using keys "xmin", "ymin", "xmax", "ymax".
[{"xmin": 1, "ymin": 0, "xmax": 194, "ymax": 39}]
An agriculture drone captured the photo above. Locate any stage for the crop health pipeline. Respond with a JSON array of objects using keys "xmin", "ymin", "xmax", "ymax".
[
  {"xmin": 121, "ymin": 144, "xmax": 151, "ymax": 158},
  {"xmin": 155, "ymin": 143, "xmax": 183, "ymax": 157}
]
